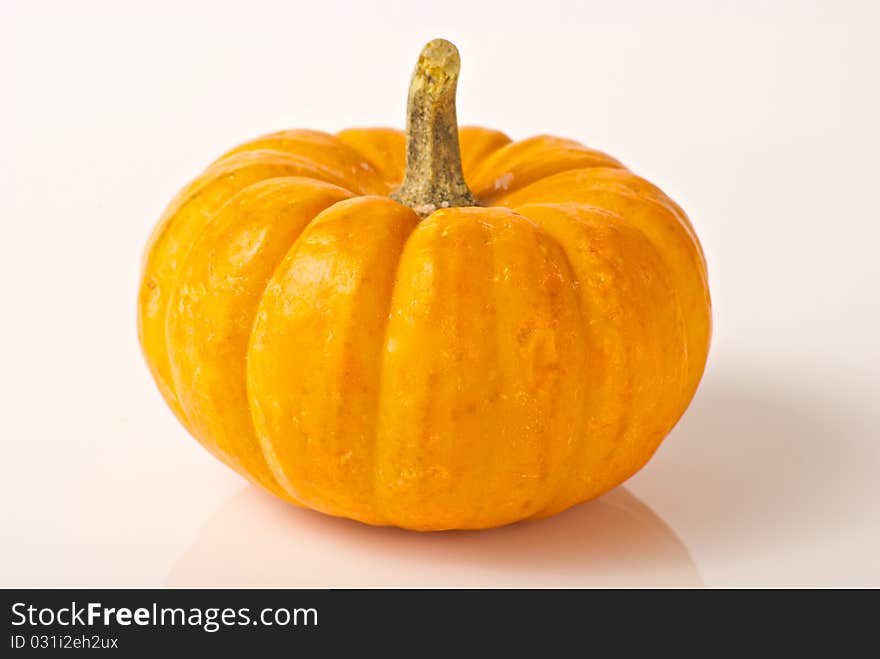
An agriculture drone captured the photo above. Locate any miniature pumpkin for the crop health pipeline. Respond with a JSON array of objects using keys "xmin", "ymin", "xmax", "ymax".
[{"xmin": 138, "ymin": 39, "xmax": 710, "ymax": 530}]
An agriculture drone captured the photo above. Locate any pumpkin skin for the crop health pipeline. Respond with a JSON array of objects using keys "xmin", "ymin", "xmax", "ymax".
[{"xmin": 138, "ymin": 44, "xmax": 710, "ymax": 531}]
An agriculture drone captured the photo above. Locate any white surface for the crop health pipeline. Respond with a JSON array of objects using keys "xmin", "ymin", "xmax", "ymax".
[{"xmin": 2, "ymin": 0, "xmax": 878, "ymax": 587}]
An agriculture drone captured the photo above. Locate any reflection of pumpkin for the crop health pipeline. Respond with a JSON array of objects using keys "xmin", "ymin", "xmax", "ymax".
[
  {"xmin": 168, "ymin": 487, "xmax": 702, "ymax": 587},
  {"xmin": 138, "ymin": 39, "xmax": 711, "ymax": 530}
]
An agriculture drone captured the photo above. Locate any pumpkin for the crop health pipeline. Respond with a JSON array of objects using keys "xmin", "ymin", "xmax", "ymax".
[{"xmin": 138, "ymin": 39, "xmax": 711, "ymax": 531}]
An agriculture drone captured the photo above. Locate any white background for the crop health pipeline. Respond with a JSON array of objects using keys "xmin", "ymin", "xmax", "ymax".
[{"xmin": 2, "ymin": 0, "xmax": 878, "ymax": 586}]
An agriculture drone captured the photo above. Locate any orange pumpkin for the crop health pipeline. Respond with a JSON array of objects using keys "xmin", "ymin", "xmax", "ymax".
[{"xmin": 138, "ymin": 39, "xmax": 710, "ymax": 530}]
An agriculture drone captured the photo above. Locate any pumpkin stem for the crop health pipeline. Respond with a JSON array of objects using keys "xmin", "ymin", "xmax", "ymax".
[{"xmin": 390, "ymin": 39, "xmax": 478, "ymax": 217}]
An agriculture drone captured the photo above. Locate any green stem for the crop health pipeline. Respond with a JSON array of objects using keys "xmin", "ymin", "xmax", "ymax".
[{"xmin": 390, "ymin": 39, "xmax": 478, "ymax": 217}]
